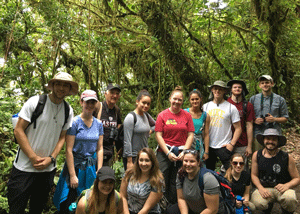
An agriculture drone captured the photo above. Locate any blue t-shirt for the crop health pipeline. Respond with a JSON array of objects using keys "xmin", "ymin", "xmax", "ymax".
[{"xmin": 67, "ymin": 116, "xmax": 104, "ymax": 157}]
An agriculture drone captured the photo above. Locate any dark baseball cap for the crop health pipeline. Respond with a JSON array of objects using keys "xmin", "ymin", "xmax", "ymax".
[
  {"xmin": 107, "ymin": 83, "xmax": 121, "ymax": 91},
  {"xmin": 97, "ymin": 166, "xmax": 116, "ymax": 181}
]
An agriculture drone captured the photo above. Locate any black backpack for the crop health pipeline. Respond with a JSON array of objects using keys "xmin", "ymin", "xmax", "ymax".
[{"xmin": 14, "ymin": 94, "xmax": 70, "ymax": 143}]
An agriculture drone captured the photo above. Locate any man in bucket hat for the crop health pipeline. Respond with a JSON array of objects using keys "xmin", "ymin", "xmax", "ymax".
[
  {"xmin": 251, "ymin": 128, "xmax": 300, "ymax": 214},
  {"xmin": 203, "ymin": 80, "xmax": 242, "ymax": 171},
  {"xmin": 227, "ymin": 80, "xmax": 255, "ymax": 170},
  {"xmin": 7, "ymin": 72, "xmax": 78, "ymax": 214},
  {"xmin": 249, "ymin": 75, "xmax": 289, "ymax": 152}
]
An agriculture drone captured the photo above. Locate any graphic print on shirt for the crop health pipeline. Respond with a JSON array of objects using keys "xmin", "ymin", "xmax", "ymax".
[
  {"xmin": 166, "ymin": 119, "xmax": 177, "ymax": 125},
  {"xmin": 208, "ymin": 109, "xmax": 225, "ymax": 128},
  {"xmin": 273, "ymin": 164, "xmax": 281, "ymax": 174}
]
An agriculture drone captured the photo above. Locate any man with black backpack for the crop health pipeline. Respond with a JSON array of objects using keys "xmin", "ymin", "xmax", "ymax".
[
  {"xmin": 227, "ymin": 80, "xmax": 255, "ymax": 170},
  {"xmin": 7, "ymin": 72, "xmax": 78, "ymax": 214}
]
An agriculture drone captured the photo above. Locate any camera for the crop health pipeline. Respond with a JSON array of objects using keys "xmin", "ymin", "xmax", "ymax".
[
  {"xmin": 109, "ymin": 127, "xmax": 119, "ymax": 142},
  {"xmin": 260, "ymin": 114, "xmax": 270, "ymax": 122}
]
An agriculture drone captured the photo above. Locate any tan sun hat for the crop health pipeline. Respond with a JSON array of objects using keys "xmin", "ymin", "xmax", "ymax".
[{"xmin": 46, "ymin": 72, "xmax": 78, "ymax": 95}]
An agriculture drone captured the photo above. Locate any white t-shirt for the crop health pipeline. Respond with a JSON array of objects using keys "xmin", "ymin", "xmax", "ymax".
[
  {"xmin": 14, "ymin": 95, "xmax": 73, "ymax": 172},
  {"xmin": 203, "ymin": 101, "xmax": 240, "ymax": 148}
]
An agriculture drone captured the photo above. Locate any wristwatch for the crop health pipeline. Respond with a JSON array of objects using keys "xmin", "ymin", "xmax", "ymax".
[{"xmin": 49, "ymin": 155, "xmax": 56, "ymax": 167}]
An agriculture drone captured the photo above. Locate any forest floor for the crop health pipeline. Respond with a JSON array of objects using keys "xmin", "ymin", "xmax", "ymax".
[{"xmin": 253, "ymin": 127, "xmax": 300, "ymax": 214}]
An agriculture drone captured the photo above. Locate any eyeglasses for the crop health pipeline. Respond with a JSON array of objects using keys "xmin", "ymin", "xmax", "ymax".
[
  {"xmin": 183, "ymin": 149, "xmax": 198, "ymax": 155},
  {"xmin": 232, "ymin": 161, "xmax": 245, "ymax": 166}
]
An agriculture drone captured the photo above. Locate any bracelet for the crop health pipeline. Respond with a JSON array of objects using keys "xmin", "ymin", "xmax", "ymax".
[
  {"xmin": 204, "ymin": 152, "xmax": 209, "ymax": 155},
  {"xmin": 166, "ymin": 151, "xmax": 171, "ymax": 157},
  {"xmin": 229, "ymin": 143, "xmax": 234, "ymax": 147},
  {"xmin": 49, "ymin": 155, "xmax": 56, "ymax": 167}
]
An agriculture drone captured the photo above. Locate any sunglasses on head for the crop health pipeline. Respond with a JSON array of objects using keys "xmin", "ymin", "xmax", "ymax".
[
  {"xmin": 232, "ymin": 161, "xmax": 245, "ymax": 166},
  {"xmin": 183, "ymin": 149, "xmax": 198, "ymax": 155}
]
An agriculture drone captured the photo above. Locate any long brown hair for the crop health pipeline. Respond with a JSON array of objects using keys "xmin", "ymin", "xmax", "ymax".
[
  {"xmin": 87, "ymin": 176, "xmax": 117, "ymax": 214},
  {"xmin": 224, "ymin": 153, "xmax": 245, "ymax": 183},
  {"xmin": 124, "ymin": 148, "xmax": 164, "ymax": 192}
]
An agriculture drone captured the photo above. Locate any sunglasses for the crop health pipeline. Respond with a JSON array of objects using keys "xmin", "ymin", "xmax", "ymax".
[
  {"xmin": 183, "ymin": 149, "xmax": 198, "ymax": 155},
  {"xmin": 232, "ymin": 161, "xmax": 245, "ymax": 166}
]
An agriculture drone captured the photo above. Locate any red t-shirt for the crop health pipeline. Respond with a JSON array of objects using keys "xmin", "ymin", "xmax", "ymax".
[
  {"xmin": 155, "ymin": 108, "xmax": 195, "ymax": 147},
  {"xmin": 227, "ymin": 98, "xmax": 255, "ymax": 147}
]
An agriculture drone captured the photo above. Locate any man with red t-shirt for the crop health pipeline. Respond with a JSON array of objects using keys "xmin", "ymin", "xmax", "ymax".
[{"xmin": 227, "ymin": 80, "xmax": 255, "ymax": 169}]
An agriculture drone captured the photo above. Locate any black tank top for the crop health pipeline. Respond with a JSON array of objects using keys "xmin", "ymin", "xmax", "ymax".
[{"xmin": 257, "ymin": 149, "xmax": 291, "ymax": 187}]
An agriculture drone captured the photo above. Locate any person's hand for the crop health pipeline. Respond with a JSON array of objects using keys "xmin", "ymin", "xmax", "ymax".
[
  {"xmin": 32, "ymin": 156, "xmax": 51, "ymax": 170},
  {"xmin": 258, "ymin": 187, "xmax": 271, "ymax": 199},
  {"xmin": 275, "ymin": 183, "xmax": 289, "ymax": 194},
  {"xmin": 70, "ymin": 175, "xmax": 79, "ymax": 189},
  {"xmin": 168, "ymin": 152, "xmax": 178, "ymax": 162},
  {"xmin": 245, "ymin": 146, "xmax": 252, "ymax": 157},
  {"xmin": 126, "ymin": 161, "xmax": 134, "ymax": 171},
  {"xmin": 202, "ymin": 153, "xmax": 209, "ymax": 161},
  {"xmin": 236, "ymin": 200, "xmax": 243, "ymax": 208},
  {"xmin": 265, "ymin": 114, "xmax": 275, "ymax": 123},
  {"xmin": 243, "ymin": 199, "xmax": 250, "ymax": 207},
  {"xmin": 224, "ymin": 143, "xmax": 234, "ymax": 152},
  {"xmin": 177, "ymin": 152, "xmax": 184, "ymax": 161},
  {"xmin": 255, "ymin": 117, "xmax": 264, "ymax": 125}
]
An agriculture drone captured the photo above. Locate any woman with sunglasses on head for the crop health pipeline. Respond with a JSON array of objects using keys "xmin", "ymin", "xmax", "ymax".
[
  {"xmin": 123, "ymin": 89, "xmax": 156, "ymax": 171},
  {"xmin": 53, "ymin": 90, "xmax": 104, "ymax": 213},
  {"xmin": 75, "ymin": 166, "xmax": 123, "ymax": 214},
  {"xmin": 120, "ymin": 148, "xmax": 165, "ymax": 214},
  {"xmin": 155, "ymin": 86, "xmax": 195, "ymax": 205},
  {"xmin": 184, "ymin": 89, "xmax": 210, "ymax": 163},
  {"xmin": 224, "ymin": 153, "xmax": 255, "ymax": 212},
  {"xmin": 167, "ymin": 149, "xmax": 224, "ymax": 214}
]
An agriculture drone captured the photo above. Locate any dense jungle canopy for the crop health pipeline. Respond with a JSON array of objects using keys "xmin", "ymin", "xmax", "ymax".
[{"xmin": 1, "ymin": 0, "xmax": 300, "ymax": 212}]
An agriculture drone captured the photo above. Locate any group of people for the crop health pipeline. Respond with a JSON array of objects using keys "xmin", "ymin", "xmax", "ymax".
[{"xmin": 7, "ymin": 71, "xmax": 300, "ymax": 214}]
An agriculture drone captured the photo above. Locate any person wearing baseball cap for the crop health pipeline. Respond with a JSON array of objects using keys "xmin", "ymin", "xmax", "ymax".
[
  {"xmin": 53, "ymin": 89, "xmax": 104, "ymax": 213},
  {"xmin": 249, "ymin": 75, "xmax": 289, "ymax": 152},
  {"xmin": 251, "ymin": 128, "xmax": 300, "ymax": 214},
  {"xmin": 75, "ymin": 166, "xmax": 123, "ymax": 214},
  {"xmin": 227, "ymin": 80, "xmax": 255, "ymax": 171},
  {"xmin": 203, "ymin": 80, "xmax": 242, "ymax": 172},
  {"xmin": 8, "ymin": 72, "xmax": 77, "ymax": 214},
  {"xmin": 93, "ymin": 83, "xmax": 123, "ymax": 166}
]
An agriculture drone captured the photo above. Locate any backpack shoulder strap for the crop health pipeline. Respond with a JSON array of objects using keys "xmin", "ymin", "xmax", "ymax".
[
  {"xmin": 97, "ymin": 102, "xmax": 103, "ymax": 120},
  {"xmin": 63, "ymin": 100, "xmax": 70, "ymax": 129},
  {"xmin": 129, "ymin": 111, "xmax": 137, "ymax": 125},
  {"xmin": 30, "ymin": 94, "xmax": 47, "ymax": 129},
  {"xmin": 198, "ymin": 167, "xmax": 210, "ymax": 195},
  {"xmin": 115, "ymin": 190, "xmax": 121, "ymax": 207}
]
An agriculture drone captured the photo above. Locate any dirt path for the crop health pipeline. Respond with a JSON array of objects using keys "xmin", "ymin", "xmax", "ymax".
[{"xmin": 253, "ymin": 128, "xmax": 300, "ymax": 214}]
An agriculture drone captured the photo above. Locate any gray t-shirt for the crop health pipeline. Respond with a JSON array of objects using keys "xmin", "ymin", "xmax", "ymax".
[
  {"xmin": 123, "ymin": 112, "xmax": 155, "ymax": 157},
  {"xmin": 176, "ymin": 171, "xmax": 220, "ymax": 213},
  {"xmin": 249, "ymin": 92, "xmax": 289, "ymax": 137}
]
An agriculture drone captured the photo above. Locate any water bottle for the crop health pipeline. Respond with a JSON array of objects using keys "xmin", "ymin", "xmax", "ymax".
[
  {"xmin": 236, "ymin": 195, "xmax": 244, "ymax": 214},
  {"xmin": 11, "ymin": 113, "xmax": 19, "ymax": 129},
  {"xmin": 235, "ymin": 195, "xmax": 251, "ymax": 214}
]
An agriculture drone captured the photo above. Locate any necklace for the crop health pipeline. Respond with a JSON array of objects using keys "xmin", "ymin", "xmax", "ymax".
[{"xmin": 53, "ymin": 103, "xmax": 63, "ymax": 123}]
